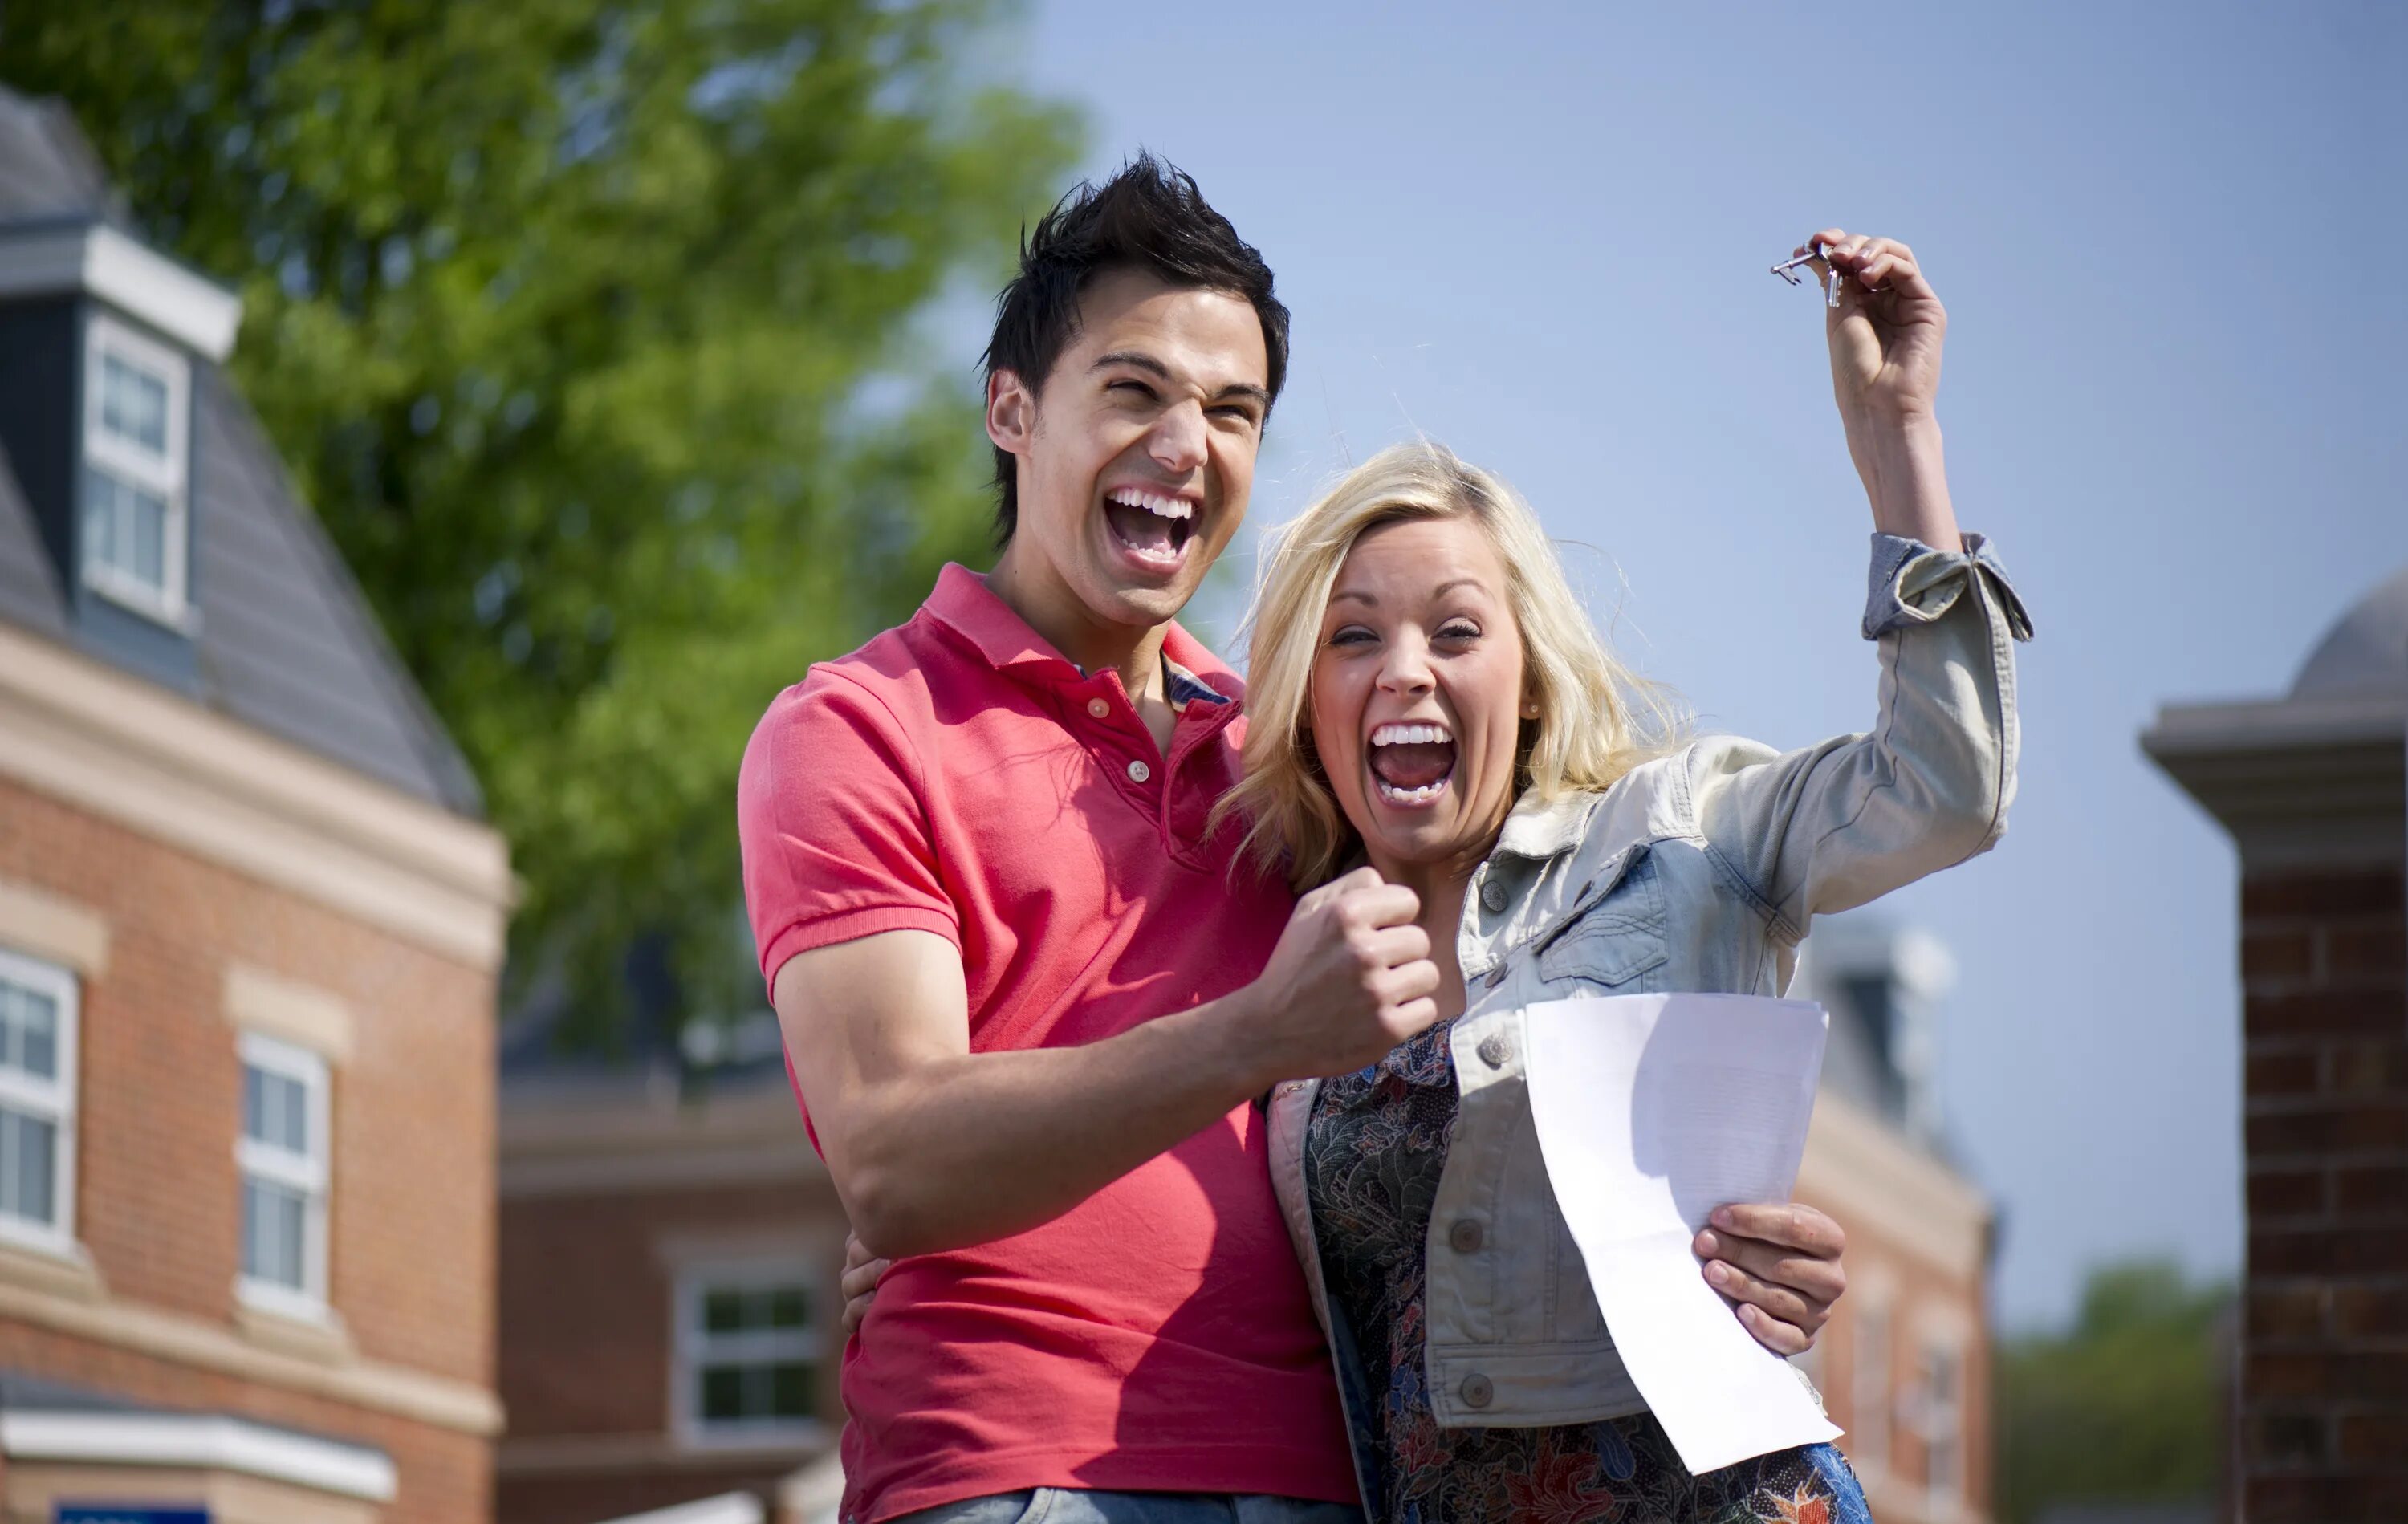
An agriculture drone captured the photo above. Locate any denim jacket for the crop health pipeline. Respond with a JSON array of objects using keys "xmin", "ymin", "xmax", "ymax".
[{"xmin": 1266, "ymin": 534, "xmax": 2031, "ymax": 1453}]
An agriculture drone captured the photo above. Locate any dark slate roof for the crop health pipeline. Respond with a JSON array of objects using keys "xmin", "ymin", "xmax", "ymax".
[
  {"xmin": 0, "ymin": 89, "xmax": 114, "ymax": 221},
  {"xmin": 0, "ymin": 439, "xmax": 67, "ymax": 641},
  {"xmin": 189, "ymin": 369, "xmax": 484, "ymax": 811},
  {"xmin": 0, "ymin": 88, "xmax": 482, "ymax": 816}
]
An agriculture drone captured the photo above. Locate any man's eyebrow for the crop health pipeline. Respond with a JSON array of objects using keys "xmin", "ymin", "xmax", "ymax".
[
  {"xmin": 1092, "ymin": 351, "xmax": 1271, "ymax": 409},
  {"xmin": 1092, "ymin": 350, "xmax": 1172, "ymax": 380}
]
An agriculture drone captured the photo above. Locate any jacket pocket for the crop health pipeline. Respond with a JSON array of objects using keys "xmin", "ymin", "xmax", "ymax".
[{"xmin": 1534, "ymin": 844, "xmax": 1667, "ymax": 992}]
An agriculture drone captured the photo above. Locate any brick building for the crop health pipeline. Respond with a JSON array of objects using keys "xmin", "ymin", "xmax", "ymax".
[
  {"xmin": 1794, "ymin": 914, "xmax": 1997, "ymax": 1524},
  {"xmin": 2146, "ymin": 566, "xmax": 2408, "ymax": 1522},
  {"xmin": 0, "ymin": 90, "xmax": 514, "ymax": 1522},
  {"xmin": 495, "ymin": 1011, "xmax": 842, "ymax": 1524}
]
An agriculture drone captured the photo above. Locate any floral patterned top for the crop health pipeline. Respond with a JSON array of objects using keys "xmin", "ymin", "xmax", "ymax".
[{"xmin": 1303, "ymin": 1021, "xmax": 1873, "ymax": 1524}]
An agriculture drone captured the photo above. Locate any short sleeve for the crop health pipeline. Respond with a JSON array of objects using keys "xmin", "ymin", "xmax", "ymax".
[{"xmin": 738, "ymin": 668, "xmax": 960, "ymax": 994}]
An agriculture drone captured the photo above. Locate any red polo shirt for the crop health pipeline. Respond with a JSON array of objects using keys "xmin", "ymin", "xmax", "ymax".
[{"xmin": 738, "ymin": 565, "xmax": 1355, "ymax": 1522}]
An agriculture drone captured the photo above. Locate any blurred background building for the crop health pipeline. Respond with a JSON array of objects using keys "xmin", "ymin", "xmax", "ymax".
[
  {"xmin": 2146, "ymin": 566, "xmax": 2408, "ymax": 1523},
  {"xmin": 1794, "ymin": 912, "xmax": 1995, "ymax": 1524},
  {"xmin": 0, "ymin": 88, "xmax": 513, "ymax": 1524},
  {"xmin": 495, "ymin": 1004, "xmax": 842, "ymax": 1524}
]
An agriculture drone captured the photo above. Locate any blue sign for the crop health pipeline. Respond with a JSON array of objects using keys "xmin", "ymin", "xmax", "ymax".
[{"xmin": 56, "ymin": 1507, "xmax": 208, "ymax": 1524}]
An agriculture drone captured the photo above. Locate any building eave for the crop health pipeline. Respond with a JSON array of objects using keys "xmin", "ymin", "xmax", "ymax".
[
  {"xmin": 0, "ymin": 216, "xmax": 242, "ymax": 360},
  {"xmin": 2142, "ymin": 690, "xmax": 2406, "ymax": 870},
  {"xmin": 0, "ymin": 1409, "xmax": 396, "ymax": 1502}
]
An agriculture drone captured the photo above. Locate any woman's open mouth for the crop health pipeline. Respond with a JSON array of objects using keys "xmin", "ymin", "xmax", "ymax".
[
  {"xmin": 1367, "ymin": 721, "xmax": 1455, "ymax": 808},
  {"xmin": 1103, "ymin": 487, "xmax": 1198, "ymax": 575}
]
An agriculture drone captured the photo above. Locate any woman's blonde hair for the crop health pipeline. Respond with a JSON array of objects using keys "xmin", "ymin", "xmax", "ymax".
[{"xmin": 1215, "ymin": 441, "xmax": 1682, "ymax": 891}]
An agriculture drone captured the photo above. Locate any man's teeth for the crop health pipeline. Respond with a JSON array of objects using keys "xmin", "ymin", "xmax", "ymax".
[
  {"xmin": 1110, "ymin": 490, "xmax": 1194, "ymax": 521},
  {"xmin": 1370, "ymin": 722, "xmax": 1452, "ymax": 746}
]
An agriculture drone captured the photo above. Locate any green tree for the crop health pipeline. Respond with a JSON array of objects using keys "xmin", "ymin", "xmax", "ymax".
[
  {"xmin": 1997, "ymin": 1259, "xmax": 2230, "ymax": 1523},
  {"xmin": 2, "ymin": 2, "xmax": 1079, "ymax": 1040}
]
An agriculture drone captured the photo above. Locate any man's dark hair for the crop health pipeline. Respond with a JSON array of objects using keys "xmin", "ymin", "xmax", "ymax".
[{"xmin": 982, "ymin": 153, "xmax": 1290, "ymax": 543}]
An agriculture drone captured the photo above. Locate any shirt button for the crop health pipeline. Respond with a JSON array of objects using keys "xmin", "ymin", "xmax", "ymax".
[
  {"xmin": 1086, "ymin": 697, "xmax": 1110, "ymax": 719},
  {"xmin": 1477, "ymin": 1034, "xmax": 1511, "ymax": 1068},
  {"xmin": 1480, "ymin": 880, "xmax": 1507, "ymax": 912},
  {"xmin": 1459, "ymin": 1372, "xmax": 1494, "ymax": 1409},
  {"xmin": 1448, "ymin": 1218, "xmax": 1484, "ymax": 1254},
  {"xmin": 1126, "ymin": 759, "xmax": 1151, "ymax": 784}
]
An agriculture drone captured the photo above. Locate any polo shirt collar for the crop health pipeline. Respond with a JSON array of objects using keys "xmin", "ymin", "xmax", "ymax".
[{"xmin": 923, "ymin": 563, "xmax": 1242, "ymax": 703}]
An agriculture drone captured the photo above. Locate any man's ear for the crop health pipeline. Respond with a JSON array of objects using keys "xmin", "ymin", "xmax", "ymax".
[{"xmin": 986, "ymin": 369, "xmax": 1035, "ymax": 457}]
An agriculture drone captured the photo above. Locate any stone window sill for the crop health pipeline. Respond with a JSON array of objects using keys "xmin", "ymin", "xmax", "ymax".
[
  {"xmin": 234, "ymin": 1297, "xmax": 356, "ymax": 1366},
  {"xmin": 0, "ymin": 1233, "xmax": 106, "ymax": 1303}
]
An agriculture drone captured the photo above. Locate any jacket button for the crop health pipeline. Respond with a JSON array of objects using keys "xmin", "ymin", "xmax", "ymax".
[
  {"xmin": 1086, "ymin": 697, "xmax": 1110, "ymax": 719},
  {"xmin": 1448, "ymin": 1218, "xmax": 1484, "ymax": 1253},
  {"xmin": 1476, "ymin": 1034, "xmax": 1511, "ymax": 1068},
  {"xmin": 1479, "ymin": 880, "xmax": 1507, "ymax": 912},
  {"xmin": 1459, "ymin": 1372, "xmax": 1494, "ymax": 1408},
  {"xmin": 1482, "ymin": 964, "xmax": 1508, "ymax": 990}
]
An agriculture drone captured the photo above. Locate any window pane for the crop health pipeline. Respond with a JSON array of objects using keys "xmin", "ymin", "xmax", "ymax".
[
  {"xmin": 0, "ymin": 1110, "xmax": 56, "ymax": 1228},
  {"xmin": 698, "ymin": 1364, "xmax": 746, "ymax": 1420},
  {"xmin": 131, "ymin": 490, "xmax": 166, "ymax": 587},
  {"xmin": 243, "ymin": 1177, "xmax": 307, "ymax": 1289},
  {"xmin": 702, "ymin": 1288, "xmax": 746, "ymax": 1334},
  {"xmin": 771, "ymin": 1361, "xmax": 811, "ymax": 1418},
  {"xmin": 82, "ymin": 470, "xmax": 118, "ymax": 572},
  {"xmin": 245, "ymin": 1066, "xmax": 310, "ymax": 1156},
  {"xmin": 102, "ymin": 352, "xmax": 169, "ymax": 454},
  {"xmin": 81, "ymin": 468, "xmax": 171, "ymax": 594},
  {"xmin": 18, "ymin": 987, "xmax": 56, "ymax": 1081},
  {"xmin": 768, "ymin": 1287, "xmax": 807, "ymax": 1329}
]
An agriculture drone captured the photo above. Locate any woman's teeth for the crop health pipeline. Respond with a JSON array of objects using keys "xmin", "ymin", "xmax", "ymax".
[
  {"xmin": 1368, "ymin": 721, "xmax": 1456, "ymax": 807},
  {"xmin": 1374, "ymin": 776, "xmax": 1450, "ymax": 807}
]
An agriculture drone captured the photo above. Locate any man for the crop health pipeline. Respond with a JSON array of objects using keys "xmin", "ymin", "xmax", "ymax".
[{"xmin": 738, "ymin": 159, "xmax": 1836, "ymax": 1524}]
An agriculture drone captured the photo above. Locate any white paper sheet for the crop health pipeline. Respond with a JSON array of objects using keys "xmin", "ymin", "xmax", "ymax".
[{"xmin": 1522, "ymin": 993, "xmax": 1841, "ymax": 1475}]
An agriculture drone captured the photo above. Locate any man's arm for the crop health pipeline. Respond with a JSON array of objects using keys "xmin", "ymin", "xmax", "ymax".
[{"xmin": 780, "ymin": 866, "xmax": 1440, "ymax": 1259}]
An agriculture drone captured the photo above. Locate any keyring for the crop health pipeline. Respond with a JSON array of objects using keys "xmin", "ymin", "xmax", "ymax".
[{"xmin": 1770, "ymin": 242, "xmax": 1843, "ymax": 308}]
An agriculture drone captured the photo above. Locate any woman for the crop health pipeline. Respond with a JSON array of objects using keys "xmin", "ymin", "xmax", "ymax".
[
  {"xmin": 1226, "ymin": 230, "xmax": 2024, "ymax": 1522},
  {"xmin": 848, "ymin": 230, "xmax": 2028, "ymax": 1519}
]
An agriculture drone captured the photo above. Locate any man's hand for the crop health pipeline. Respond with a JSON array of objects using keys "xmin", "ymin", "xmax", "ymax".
[
  {"xmin": 1694, "ymin": 1201, "xmax": 1847, "ymax": 1356},
  {"xmin": 1235, "ymin": 866, "xmax": 1442, "ymax": 1080},
  {"xmin": 838, "ymin": 1232, "xmax": 888, "ymax": 1342}
]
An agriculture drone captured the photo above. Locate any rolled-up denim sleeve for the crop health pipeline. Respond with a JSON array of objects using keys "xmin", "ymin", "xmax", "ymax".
[
  {"xmin": 1682, "ymin": 533, "xmax": 2032, "ymax": 940},
  {"xmin": 1864, "ymin": 531, "xmax": 2033, "ymax": 641}
]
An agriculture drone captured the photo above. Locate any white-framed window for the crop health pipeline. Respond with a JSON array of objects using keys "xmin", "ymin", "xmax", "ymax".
[
  {"xmin": 1851, "ymin": 1297, "xmax": 1891, "ymax": 1470},
  {"xmin": 0, "ymin": 948, "xmax": 78, "ymax": 1253},
  {"xmin": 1910, "ymin": 1339, "xmax": 1964, "ymax": 1502},
  {"xmin": 672, "ymin": 1258, "xmax": 821, "ymax": 1447},
  {"xmin": 235, "ymin": 1032, "xmax": 330, "ymax": 1319},
  {"xmin": 80, "ymin": 313, "xmax": 191, "ymax": 623}
]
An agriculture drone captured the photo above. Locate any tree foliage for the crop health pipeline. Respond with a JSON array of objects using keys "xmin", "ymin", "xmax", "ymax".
[
  {"xmin": 1996, "ymin": 1259, "xmax": 2229, "ymax": 1523},
  {"xmin": 2, "ymin": 1, "xmax": 1079, "ymax": 1041}
]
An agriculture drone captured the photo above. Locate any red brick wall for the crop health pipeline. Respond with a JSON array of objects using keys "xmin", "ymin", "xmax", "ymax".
[
  {"xmin": 2239, "ymin": 863, "xmax": 2408, "ymax": 1523},
  {"xmin": 1807, "ymin": 1200, "xmax": 1993, "ymax": 1522},
  {"xmin": 0, "ymin": 775, "xmax": 498, "ymax": 1518},
  {"xmin": 496, "ymin": 1174, "xmax": 845, "ymax": 1524}
]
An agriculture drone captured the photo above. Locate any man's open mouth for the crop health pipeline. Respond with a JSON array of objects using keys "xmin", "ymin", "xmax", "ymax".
[
  {"xmin": 1103, "ymin": 486, "xmax": 1199, "ymax": 571},
  {"xmin": 1368, "ymin": 721, "xmax": 1456, "ymax": 807}
]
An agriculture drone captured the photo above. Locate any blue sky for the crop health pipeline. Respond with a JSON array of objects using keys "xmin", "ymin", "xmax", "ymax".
[{"xmin": 992, "ymin": 0, "xmax": 2406, "ymax": 1331}]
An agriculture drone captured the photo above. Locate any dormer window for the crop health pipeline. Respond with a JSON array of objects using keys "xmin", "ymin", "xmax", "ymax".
[{"xmin": 80, "ymin": 314, "xmax": 189, "ymax": 622}]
